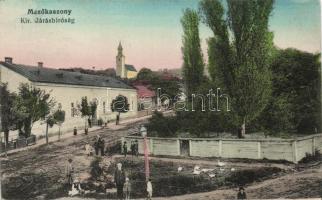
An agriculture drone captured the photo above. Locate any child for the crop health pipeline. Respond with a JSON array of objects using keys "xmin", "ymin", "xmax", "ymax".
[
  {"xmin": 85, "ymin": 142, "xmax": 92, "ymax": 156},
  {"xmin": 123, "ymin": 177, "xmax": 131, "ymax": 200},
  {"xmin": 68, "ymin": 178, "xmax": 84, "ymax": 197},
  {"xmin": 237, "ymin": 187, "xmax": 247, "ymax": 199},
  {"xmin": 147, "ymin": 178, "xmax": 153, "ymax": 200}
]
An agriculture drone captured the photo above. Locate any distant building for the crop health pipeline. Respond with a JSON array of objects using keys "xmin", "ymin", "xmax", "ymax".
[
  {"xmin": 116, "ymin": 42, "xmax": 138, "ymax": 79},
  {"xmin": 0, "ymin": 57, "xmax": 138, "ymax": 139},
  {"xmin": 133, "ymin": 84, "xmax": 156, "ymax": 111}
]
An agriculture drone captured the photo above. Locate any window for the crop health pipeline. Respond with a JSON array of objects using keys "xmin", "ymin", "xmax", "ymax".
[
  {"xmin": 103, "ymin": 101, "xmax": 106, "ymax": 113},
  {"xmin": 71, "ymin": 103, "xmax": 74, "ymax": 117}
]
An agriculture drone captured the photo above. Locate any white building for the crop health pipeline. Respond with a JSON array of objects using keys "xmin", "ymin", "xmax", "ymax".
[{"xmin": 0, "ymin": 57, "xmax": 138, "ymax": 139}]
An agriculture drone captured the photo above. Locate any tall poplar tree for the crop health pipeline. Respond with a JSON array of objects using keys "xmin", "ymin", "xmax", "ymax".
[
  {"xmin": 181, "ymin": 9, "xmax": 205, "ymax": 98},
  {"xmin": 199, "ymin": 0, "xmax": 274, "ymax": 136}
]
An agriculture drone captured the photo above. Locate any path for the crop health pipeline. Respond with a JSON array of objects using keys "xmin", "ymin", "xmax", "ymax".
[{"xmin": 0, "ymin": 110, "xmax": 167, "ymax": 157}]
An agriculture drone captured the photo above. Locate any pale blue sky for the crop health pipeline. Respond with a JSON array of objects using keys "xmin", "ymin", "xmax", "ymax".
[{"xmin": 0, "ymin": 0, "xmax": 320, "ymax": 69}]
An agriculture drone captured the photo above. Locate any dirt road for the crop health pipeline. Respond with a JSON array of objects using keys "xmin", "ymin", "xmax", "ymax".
[
  {"xmin": 0, "ymin": 123, "xmax": 141, "ymax": 199},
  {"xmin": 1, "ymin": 116, "xmax": 322, "ymax": 199}
]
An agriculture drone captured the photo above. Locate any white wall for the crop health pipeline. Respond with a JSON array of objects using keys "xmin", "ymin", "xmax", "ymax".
[
  {"xmin": 123, "ymin": 134, "xmax": 322, "ymax": 163},
  {"xmin": 0, "ymin": 64, "xmax": 30, "ymax": 92},
  {"xmin": 0, "ymin": 64, "xmax": 138, "ymax": 139}
]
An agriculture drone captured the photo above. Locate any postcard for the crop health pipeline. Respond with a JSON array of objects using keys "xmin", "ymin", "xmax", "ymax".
[{"xmin": 0, "ymin": 0, "xmax": 321, "ymax": 199}]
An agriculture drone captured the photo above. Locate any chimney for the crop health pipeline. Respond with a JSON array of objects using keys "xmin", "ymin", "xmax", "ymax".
[
  {"xmin": 38, "ymin": 62, "xmax": 43, "ymax": 68},
  {"xmin": 4, "ymin": 57, "xmax": 12, "ymax": 64}
]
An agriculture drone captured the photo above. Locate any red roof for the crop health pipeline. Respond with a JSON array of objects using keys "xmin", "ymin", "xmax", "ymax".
[{"xmin": 134, "ymin": 85, "xmax": 156, "ymax": 98}]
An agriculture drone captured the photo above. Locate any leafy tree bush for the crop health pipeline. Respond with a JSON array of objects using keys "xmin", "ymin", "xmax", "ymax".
[
  {"xmin": 199, "ymin": 0, "xmax": 274, "ymax": 136},
  {"xmin": 0, "ymin": 84, "xmax": 18, "ymax": 144},
  {"xmin": 260, "ymin": 48, "xmax": 321, "ymax": 134},
  {"xmin": 181, "ymin": 8, "xmax": 205, "ymax": 98},
  {"xmin": 14, "ymin": 83, "xmax": 55, "ymax": 137},
  {"xmin": 146, "ymin": 111, "xmax": 179, "ymax": 137},
  {"xmin": 110, "ymin": 95, "xmax": 129, "ymax": 120},
  {"xmin": 45, "ymin": 108, "xmax": 65, "ymax": 144},
  {"xmin": 79, "ymin": 97, "xmax": 97, "ymax": 130}
]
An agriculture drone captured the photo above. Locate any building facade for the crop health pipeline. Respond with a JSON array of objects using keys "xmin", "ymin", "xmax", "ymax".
[{"xmin": 0, "ymin": 57, "xmax": 138, "ymax": 139}]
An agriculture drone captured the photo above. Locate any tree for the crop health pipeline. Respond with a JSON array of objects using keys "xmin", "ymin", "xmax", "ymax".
[
  {"xmin": 79, "ymin": 97, "xmax": 97, "ymax": 131},
  {"xmin": 181, "ymin": 8, "xmax": 205, "ymax": 98},
  {"xmin": 259, "ymin": 48, "xmax": 321, "ymax": 134},
  {"xmin": 14, "ymin": 83, "xmax": 55, "ymax": 137},
  {"xmin": 53, "ymin": 108, "xmax": 65, "ymax": 141},
  {"xmin": 45, "ymin": 107, "xmax": 65, "ymax": 144},
  {"xmin": 146, "ymin": 111, "xmax": 179, "ymax": 137},
  {"xmin": 111, "ymin": 95, "xmax": 129, "ymax": 118},
  {"xmin": 0, "ymin": 84, "xmax": 18, "ymax": 144},
  {"xmin": 137, "ymin": 68, "xmax": 155, "ymax": 81},
  {"xmin": 199, "ymin": 0, "xmax": 274, "ymax": 136}
]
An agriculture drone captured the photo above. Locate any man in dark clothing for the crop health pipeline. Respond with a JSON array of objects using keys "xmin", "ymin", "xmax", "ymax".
[
  {"xmin": 123, "ymin": 141, "xmax": 127, "ymax": 157},
  {"xmin": 100, "ymin": 138, "xmax": 105, "ymax": 156},
  {"xmin": 114, "ymin": 163, "xmax": 126, "ymax": 199},
  {"xmin": 130, "ymin": 141, "xmax": 135, "ymax": 158},
  {"xmin": 94, "ymin": 135, "xmax": 100, "ymax": 156},
  {"xmin": 135, "ymin": 140, "xmax": 139, "ymax": 157},
  {"xmin": 116, "ymin": 114, "xmax": 120, "ymax": 125},
  {"xmin": 237, "ymin": 187, "xmax": 247, "ymax": 199}
]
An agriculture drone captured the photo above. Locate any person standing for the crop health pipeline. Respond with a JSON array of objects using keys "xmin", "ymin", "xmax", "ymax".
[
  {"xmin": 147, "ymin": 178, "xmax": 153, "ymax": 200},
  {"xmin": 130, "ymin": 141, "xmax": 135, "ymax": 158},
  {"xmin": 100, "ymin": 138, "xmax": 105, "ymax": 156},
  {"xmin": 135, "ymin": 140, "xmax": 139, "ymax": 157},
  {"xmin": 123, "ymin": 177, "xmax": 131, "ymax": 200},
  {"xmin": 237, "ymin": 187, "xmax": 247, "ymax": 199},
  {"xmin": 94, "ymin": 136, "xmax": 100, "ymax": 156},
  {"xmin": 123, "ymin": 141, "xmax": 128, "ymax": 157},
  {"xmin": 114, "ymin": 163, "xmax": 126, "ymax": 199},
  {"xmin": 116, "ymin": 114, "xmax": 120, "ymax": 125},
  {"xmin": 65, "ymin": 158, "xmax": 74, "ymax": 188}
]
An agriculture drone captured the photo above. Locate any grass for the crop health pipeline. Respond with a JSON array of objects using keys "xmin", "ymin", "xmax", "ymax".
[{"xmin": 102, "ymin": 158, "xmax": 284, "ymax": 198}]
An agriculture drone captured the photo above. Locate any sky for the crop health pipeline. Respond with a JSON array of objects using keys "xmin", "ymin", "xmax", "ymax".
[{"xmin": 0, "ymin": 0, "xmax": 320, "ymax": 70}]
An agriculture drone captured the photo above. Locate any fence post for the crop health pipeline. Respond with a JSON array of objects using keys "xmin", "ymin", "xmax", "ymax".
[
  {"xmin": 121, "ymin": 137, "xmax": 124, "ymax": 154},
  {"xmin": 312, "ymin": 136, "xmax": 316, "ymax": 155},
  {"xmin": 219, "ymin": 140, "xmax": 222, "ymax": 157},
  {"xmin": 149, "ymin": 138, "xmax": 153, "ymax": 155},
  {"xmin": 189, "ymin": 140, "xmax": 192, "ymax": 156},
  {"xmin": 292, "ymin": 140, "xmax": 298, "ymax": 163},
  {"xmin": 257, "ymin": 142, "xmax": 262, "ymax": 159},
  {"xmin": 177, "ymin": 139, "xmax": 180, "ymax": 156}
]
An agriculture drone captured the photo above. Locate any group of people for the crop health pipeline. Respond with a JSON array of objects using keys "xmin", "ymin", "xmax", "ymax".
[
  {"xmin": 123, "ymin": 140, "xmax": 139, "ymax": 157},
  {"xmin": 84, "ymin": 135, "xmax": 105, "ymax": 156},
  {"xmin": 94, "ymin": 135, "xmax": 105, "ymax": 156},
  {"xmin": 66, "ymin": 134, "xmax": 246, "ymax": 200},
  {"xmin": 114, "ymin": 162, "xmax": 153, "ymax": 200}
]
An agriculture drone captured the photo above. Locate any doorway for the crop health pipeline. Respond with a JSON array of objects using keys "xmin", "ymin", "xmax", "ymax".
[{"xmin": 180, "ymin": 140, "xmax": 190, "ymax": 156}]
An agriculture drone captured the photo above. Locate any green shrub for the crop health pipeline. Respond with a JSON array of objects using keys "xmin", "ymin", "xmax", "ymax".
[
  {"xmin": 146, "ymin": 111, "xmax": 179, "ymax": 137},
  {"xmin": 299, "ymin": 150, "xmax": 322, "ymax": 163},
  {"xmin": 225, "ymin": 167, "xmax": 282, "ymax": 186}
]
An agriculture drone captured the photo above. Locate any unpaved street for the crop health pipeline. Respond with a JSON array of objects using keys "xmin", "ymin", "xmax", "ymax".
[{"xmin": 1, "ymin": 118, "xmax": 322, "ymax": 199}]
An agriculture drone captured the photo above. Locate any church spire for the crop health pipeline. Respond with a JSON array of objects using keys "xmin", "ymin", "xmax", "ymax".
[{"xmin": 118, "ymin": 41, "xmax": 123, "ymax": 54}]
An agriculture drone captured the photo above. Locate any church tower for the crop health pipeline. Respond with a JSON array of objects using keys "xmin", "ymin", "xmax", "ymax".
[{"xmin": 116, "ymin": 42, "xmax": 126, "ymax": 78}]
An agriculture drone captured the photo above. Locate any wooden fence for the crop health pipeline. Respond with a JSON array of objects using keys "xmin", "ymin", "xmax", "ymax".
[
  {"xmin": 0, "ymin": 135, "xmax": 36, "ymax": 153},
  {"xmin": 122, "ymin": 134, "xmax": 322, "ymax": 163}
]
